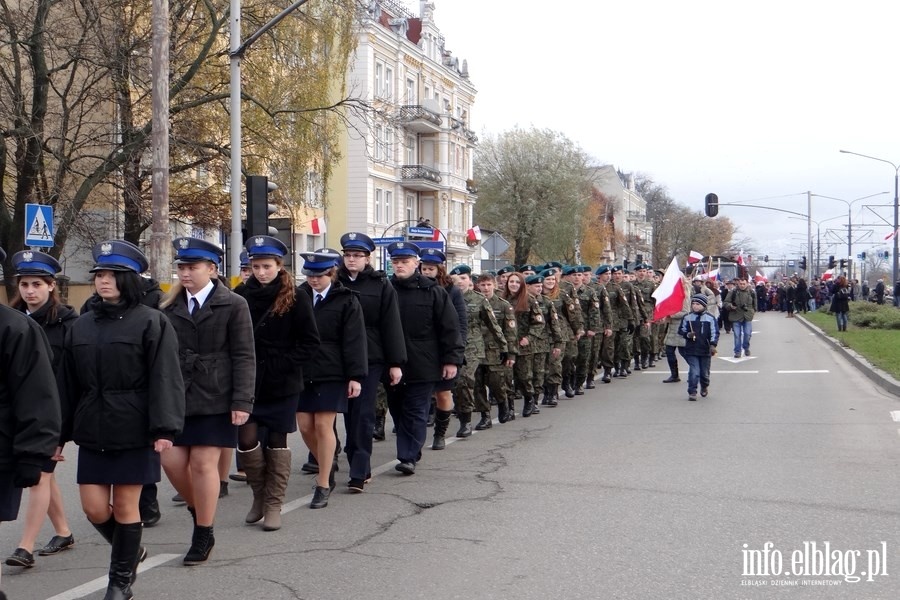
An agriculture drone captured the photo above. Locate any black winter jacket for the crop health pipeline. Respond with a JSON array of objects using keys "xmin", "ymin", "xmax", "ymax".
[
  {"xmin": 390, "ymin": 273, "xmax": 464, "ymax": 383},
  {"xmin": 19, "ymin": 302, "xmax": 78, "ymax": 374},
  {"xmin": 162, "ymin": 281, "xmax": 256, "ymax": 416},
  {"xmin": 300, "ymin": 282, "xmax": 368, "ymax": 383},
  {"xmin": 338, "ymin": 266, "xmax": 407, "ymax": 367},
  {"xmin": 830, "ymin": 287, "xmax": 851, "ymax": 313},
  {"xmin": 0, "ymin": 305, "xmax": 61, "ymax": 472},
  {"xmin": 235, "ymin": 276, "xmax": 320, "ymax": 402},
  {"xmin": 62, "ymin": 302, "xmax": 185, "ymax": 450}
]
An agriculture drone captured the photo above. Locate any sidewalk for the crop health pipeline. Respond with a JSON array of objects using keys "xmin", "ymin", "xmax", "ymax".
[{"xmin": 796, "ymin": 313, "xmax": 900, "ymax": 396}]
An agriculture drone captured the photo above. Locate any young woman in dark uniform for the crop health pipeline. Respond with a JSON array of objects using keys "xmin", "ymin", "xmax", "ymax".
[
  {"xmin": 62, "ymin": 240, "xmax": 185, "ymax": 600},
  {"xmin": 159, "ymin": 238, "xmax": 255, "ymax": 564},
  {"xmin": 234, "ymin": 236, "xmax": 319, "ymax": 531},
  {"xmin": 336, "ymin": 233, "xmax": 405, "ymax": 492},
  {"xmin": 297, "ymin": 249, "xmax": 367, "ymax": 508},
  {"xmin": 4, "ymin": 251, "xmax": 77, "ymax": 569}
]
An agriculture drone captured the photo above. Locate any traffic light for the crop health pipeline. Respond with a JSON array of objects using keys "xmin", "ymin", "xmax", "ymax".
[
  {"xmin": 839, "ymin": 258, "xmax": 847, "ymax": 269},
  {"xmin": 799, "ymin": 256, "xmax": 807, "ymax": 270},
  {"xmin": 623, "ymin": 259, "xmax": 630, "ymax": 270},
  {"xmin": 704, "ymin": 193, "xmax": 719, "ymax": 218},
  {"xmin": 861, "ymin": 251, "xmax": 867, "ymax": 260},
  {"xmin": 764, "ymin": 255, "xmax": 769, "ymax": 262},
  {"xmin": 246, "ymin": 175, "xmax": 278, "ymax": 238},
  {"xmin": 828, "ymin": 255, "xmax": 836, "ymax": 269},
  {"xmin": 884, "ymin": 250, "xmax": 890, "ymax": 259}
]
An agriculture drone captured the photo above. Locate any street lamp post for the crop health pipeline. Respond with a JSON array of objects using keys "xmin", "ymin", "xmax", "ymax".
[
  {"xmin": 810, "ymin": 192, "xmax": 889, "ymax": 281},
  {"xmin": 839, "ymin": 150, "xmax": 899, "ymax": 302}
]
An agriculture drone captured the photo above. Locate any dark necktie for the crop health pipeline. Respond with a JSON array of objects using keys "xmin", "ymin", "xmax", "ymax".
[
  {"xmin": 191, "ymin": 298, "xmax": 200, "ymax": 318},
  {"xmin": 314, "ymin": 293, "xmax": 323, "ymax": 307}
]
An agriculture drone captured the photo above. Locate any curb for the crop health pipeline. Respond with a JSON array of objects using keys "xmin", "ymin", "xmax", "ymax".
[{"xmin": 795, "ymin": 314, "xmax": 900, "ymax": 397}]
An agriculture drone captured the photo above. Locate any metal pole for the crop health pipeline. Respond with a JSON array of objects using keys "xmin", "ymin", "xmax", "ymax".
[
  {"xmin": 807, "ymin": 191, "xmax": 812, "ymax": 279},
  {"xmin": 149, "ymin": 0, "xmax": 171, "ymax": 281},
  {"xmin": 229, "ymin": 0, "xmax": 242, "ymax": 278},
  {"xmin": 847, "ymin": 206, "xmax": 852, "ymax": 282},
  {"xmin": 894, "ymin": 171, "xmax": 899, "ymax": 304}
]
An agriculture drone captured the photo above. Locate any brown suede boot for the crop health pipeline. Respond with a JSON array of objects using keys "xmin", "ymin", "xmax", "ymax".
[
  {"xmin": 262, "ymin": 448, "xmax": 292, "ymax": 531},
  {"xmin": 238, "ymin": 444, "xmax": 266, "ymax": 524}
]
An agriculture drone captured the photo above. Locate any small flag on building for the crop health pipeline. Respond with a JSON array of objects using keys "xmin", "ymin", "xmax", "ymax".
[
  {"xmin": 466, "ymin": 226, "xmax": 482, "ymax": 243},
  {"xmin": 432, "ymin": 228, "xmax": 442, "ymax": 241},
  {"xmin": 311, "ymin": 217, "xmax": 327, "ymax": 235}
]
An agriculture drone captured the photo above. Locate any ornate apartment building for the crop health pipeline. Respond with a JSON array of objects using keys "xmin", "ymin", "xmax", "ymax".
[
  {"xmin": 318, "ymin": 0, "xmax": 478, "ymax": 268},
  {"xmin": 593, "ymin": 165, "xmax": 653, "ymax": 265}
]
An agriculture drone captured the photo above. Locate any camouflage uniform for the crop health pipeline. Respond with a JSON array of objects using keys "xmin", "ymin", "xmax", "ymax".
[
  {"xmin": 454, "ymin": 289, "xmax": 505, "ymax": 432},
  {"xmin": 621, "ymin": 278, "xmax": 646, "ymax": 374},
  {"xmin": 586, "ymin": 277, "xmax": 609, "ymax": 385},
  {"xmin": 554, "ymin": 279, "xmax": 584, "ymax": 397},
  {"xmin": 635, "ymin": 275, "xmax": 657, "ymax": 368},
  {"xmin": 512, "ymin": 294, "xmax": 546, "ymax": 416},
  {"xmin": 593, "ymin": 274, "xmax": 615, "ymax": 382},
  {"xmin": 575, "ymin": 283, "xmax": 600, "ymax": 393},
  {"xmin": 606, "ymin": 275, "xmax": 635, "ymax": 377},
  {"xmin": 475, "ymin": 294, "xmax": 518, "ymax": 423},
  {"xmin": 533, "ymin": 292, "xmax": 563, "ymax": 406}
]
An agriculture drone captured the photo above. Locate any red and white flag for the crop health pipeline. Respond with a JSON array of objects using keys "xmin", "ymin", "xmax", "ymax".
[
  {"xmin": 822, "ymin": 269, "xmax": 834, "ymax": 281},
  {"xmin": 311, "ymin": 217, "xmax": 326, "ymax": 235},
  {"xmin": 652, "ymin": 257, "xmax": 687, "ymax": 321},
  {"xmin": 754, "ymin": 270, "xmax": 768, "ymax": 283},
  {"xmin": 432, "ymin": 228, "xmax": 442, "ymax": 241},
  {"xmin": 466, "ymin": 226, "xmax": 482, "ymax": 243},
  {"xmin": 885, "ymin": 228, "xmax": 899, "ymax": 241},
  {"xmin": 736, "ymin": 249, "xmax": 745, "ymax": 266},
  {"xmin": 688, "ymin": 250, "xmax": 704, "ymax": 264}
]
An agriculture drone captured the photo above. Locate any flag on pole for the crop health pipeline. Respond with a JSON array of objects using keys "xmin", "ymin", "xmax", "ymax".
[
  {"xmin": 652, "ymin": 257, "xmax": 687, "ymax": 321},
  {"xmin": 432, "ymin": 228, "xmax": 442, "ymax": 241},
  {"xmin": 466, "ymin": 226, "xmax": 482, "ymax": 243},
  {"xmin": 688, "ymin": 250, "xmax": 704, "ymax": 264},
  {"xmin": 311, "ymin": 217, "xmax": 326, "ymax": 235},
  {"xmin": 736, "ymin": 249, "xmax": 745, "ymax": 266},
  {"xmin": 754, "ymin": 270, "xmax": 768, "ymax": 283},
  {"xmin": 885, "ymin": 228, "xmax": 899, "ymax": 241},
  {"xmin": 822, "ymin": 268, "xmax": 835, "ymax": 281}
]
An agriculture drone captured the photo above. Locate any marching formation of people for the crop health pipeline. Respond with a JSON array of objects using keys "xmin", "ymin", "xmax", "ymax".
[{"xmin": 1, "ymin": 235, "xmax": 784, "ymax": 599}]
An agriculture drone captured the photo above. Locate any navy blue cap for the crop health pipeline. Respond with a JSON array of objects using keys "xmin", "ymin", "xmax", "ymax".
[
  {"xmin": 90, "ymin": 240, "xmax": 149, "ymax": 273},
  {"xmin": 574, "ymin": 265, "xmax": 588, "ymax": 273},
  {"xmin": 12, "ymin": 250, "xmax": 61, "ymax": 276},
  {"xmin": 340, "ymin": 232, "xmax": 375, "ymax": 253},
  {"xmin": 595, "ymin": 265, "xmax": 611, "ymax": 275},
  {"xmin": 562, "ymin": 266, "xmax": 577, "ymax": 276},
  {"xmin": 497, "ymin": 265, "xmax": 516, "ymax": 276},
  {"xmin": 299, "ymin": 247, "xmax": 341, "ymax": 276},
  {"xmin": 239, "ymin": 250, "xmax": 250, "ymax": 268},
  {"xmin": 419, "ymin": 247, "xmax": 446, "ymax": 264},
  {"xmin": 543, "ymin": 261, "xmax": 563, "ymax": 271},
  {"xmin": 449, "ymin": 264, "xmax": 472, "ymax": 276},
  {"xmin": 245, "ymin": 235, "xmax": 288, "ymax": 259},
  {"xmin": 518, "ymin": 264, "xmax": 538, "ymax": 273},
  {"xmin": 539, "ymin": 268, "xmax": 558, "ymax": 278},
  {"xmin": 172, "ymin": 237, "xmax": 224, "ymax": 265},
  {"xmin": 525, "ymin": 274, "xmax": 544, "ymax": 285},
  {"xmin": 611, "ymin": 265, "xmax": 624, "ymax": 272},
  {"xmin": 387, "ymin": 241, "xmax": 420, "ymax": 258}
]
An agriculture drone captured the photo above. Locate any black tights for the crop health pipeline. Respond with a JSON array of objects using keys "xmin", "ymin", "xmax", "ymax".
[{"xmin": 238, "ymin": 421, "xmax": 287, "ymax": 451}]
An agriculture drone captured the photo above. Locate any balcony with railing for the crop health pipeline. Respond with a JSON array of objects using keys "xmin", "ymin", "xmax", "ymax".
[
  {"xmin": 398, "ymin": 105, "xmax": 442, "ymax": 133},
  {"xmin": 401, "ymin": 164, "xmax": 442, "ymax": 191},
  {"xmin": 627, "ymin": 210, "xmax": 647, "ymax": 222}
]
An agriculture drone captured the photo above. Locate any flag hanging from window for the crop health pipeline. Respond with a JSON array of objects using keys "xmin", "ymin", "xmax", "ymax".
[{"xmin": 466, "ymin": 226, "xmax": 482, "ymax": 243}]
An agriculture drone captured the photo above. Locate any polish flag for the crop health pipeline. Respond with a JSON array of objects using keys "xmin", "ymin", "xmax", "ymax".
[
  {"xmin": 736, "ymin": 249, "xmax": 745, "ymax": 266},
  {"xmin": 822, "ymin": 269, "xmax": 834, "ymax": 281},
  {"xmin": 687, "ymin": 250, "xmax": 704, "ymax": 264},
  {"xmin": 432, "ymin": 228, "xmax": 442, "ymax": 241},
  {"xmin": 466, "ymin": 226, "xmax": 482, "ymax": 243},
  {"xmin": 652, "ymin": 257, "xmax": 687, "ymax": 321},
  {"xmin": 754, "ymin": 270, "xmax": 768, "ymax": 283},
  {"xmin": 311, "ymin": 217, "xmax": 326, "ymax": 235},
  {"xmin": 885, "ymin": 228, "xmax": 899, "ymax": 241}
]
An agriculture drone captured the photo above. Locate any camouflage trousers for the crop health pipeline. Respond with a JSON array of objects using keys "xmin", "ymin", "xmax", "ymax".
[
  {"xmin": 575, "ymin": 337, "xmax": 593, "ymax": 380},
  {"xmin": 598, "ymin": 331, "xmax": 615, "ymax": 369},
  {"xmin": 375, "ymin": 381, "xmax": 387, "ymax": 418},
  {"xmin": 453, "ymin": 359, "xmax": 481, "ymax": 415},
  {"xmin": 474, "ymin": 363, "xmax": 508, "ymax": 413},
  {"xmin": 561, "ymin": 339, "xmax": 578, "ymax": 382},
  {"xmin": 543, "ymin": 348, "xmax": 562, "ymax": 385},
  {"xmin": 513, "ymin": 352, "xmax": 536, "ymax": 396},
  {"xmin": 589, "ymin": 334, "xmax": 602, "ymax": 378},
  {"xmin": 615, "ymin": 329, "xmax": 633, "ymax": 362}
]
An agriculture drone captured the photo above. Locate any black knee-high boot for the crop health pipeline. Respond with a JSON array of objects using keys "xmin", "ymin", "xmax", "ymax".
[{"xmin": 104, "ymin": 522, "xmax": 143, "ymax": 600}]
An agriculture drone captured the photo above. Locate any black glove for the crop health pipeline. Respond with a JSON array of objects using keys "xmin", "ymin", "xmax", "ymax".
[
  {"xmin": 13, "ymin": 462, "xmax": 42, "ymax": 488},
  {"xmin": 626, "ymin": 322, "xmax": 635, "ymax": 334}
]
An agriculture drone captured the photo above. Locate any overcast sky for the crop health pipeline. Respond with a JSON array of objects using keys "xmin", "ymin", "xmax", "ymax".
[{"xmin": 402, "ymin": 0, "xmax": 900, "ymax": 263}]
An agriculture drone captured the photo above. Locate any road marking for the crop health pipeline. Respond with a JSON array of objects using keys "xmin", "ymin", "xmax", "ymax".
[
  {"xmin": 776, "ymin": 370, "xmax": 830, "ymax": 374},
  {"xmin": 890, "ymin": 411, "xmax": 900, "ymax": 422},
  {"xmin": 710, "ymin": 370, "xmax": 759, "ymax": 374},
  {"xmin": 45, "ymin": 554, "xmax": 181, "ymax": 600},
  {"xmin": 718, "ymin": 356, "xmax": 757, "ymax": 363}
]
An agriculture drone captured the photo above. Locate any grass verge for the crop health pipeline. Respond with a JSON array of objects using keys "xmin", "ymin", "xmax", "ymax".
[{"xmin": 804, "ymin": 310, "xmax": 900, "ymax": 379}]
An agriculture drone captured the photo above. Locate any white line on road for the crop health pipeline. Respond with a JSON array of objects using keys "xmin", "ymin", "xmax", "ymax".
[
  {"xmin": 890, "ymin": 411, "xmax": 900, "ymax": 422},
  {"xmin": 776, "ymin": 370, "xmax": 830, "ymax": 374},
  {"xmin": 710, "ymin": 370, "xmax": 759, "ymax": 374},
  {"xmin": 45, "ymin": 553, "xmax": 181, "ymax": 600}
]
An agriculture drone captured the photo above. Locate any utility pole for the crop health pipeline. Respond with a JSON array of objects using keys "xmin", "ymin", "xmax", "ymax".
[{"xmin": 149, "ymin": 0, "xmax": 170, "ymax": 281}]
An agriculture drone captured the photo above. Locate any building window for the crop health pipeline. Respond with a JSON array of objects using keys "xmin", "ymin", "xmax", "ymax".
[
  {"xmin": 384, "ymin": 67, "xmax": 393, "ymax": 100},
  {"xmin": 306, "ymin": 236, "xmax": 318, "ymax": 252},
  {"xmin": 375, "ymin": 188, "xmax": 383, "ymax": 224},
  {"xmin": 385, "ymin": 127, "xmax": 394, "ymax": 163},
  {"xmin": 406, "ymin": 194, "xmax": 416, "ymax": 222},
  {"xmin": 374, "ymin": 124, "xmax": 384, "ymax": 161},
  {"xmin": 374, "ymin": 62, "xmax": 383, "ymax": 98},
  {"xmin": 451, "ymin": 200, "xmax": 463, "ymax": 231},
  {"xmin": 405, "ymin": 135, "xmax": 415, "ymax": 164},
  {"xmin": 384, "ymin": 190, "xmax": 393, "ymax": 224},
  {"xmin": 406, "ymin": 77, "xmax": 415, "ymax": 103}
]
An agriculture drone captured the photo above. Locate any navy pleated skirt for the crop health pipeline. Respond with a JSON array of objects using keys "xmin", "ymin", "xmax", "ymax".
[{"xmin": 77, "ymin": 447, "xmax": 160, "ymax": 485}]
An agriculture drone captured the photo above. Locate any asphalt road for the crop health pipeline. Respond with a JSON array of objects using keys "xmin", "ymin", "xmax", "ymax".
[{"xmin": 2, "ymin": 310, "xmax": 899, "ymax": 599}]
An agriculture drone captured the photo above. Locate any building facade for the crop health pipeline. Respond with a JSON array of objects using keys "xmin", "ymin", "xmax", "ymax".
[
  {"xmin": 593, "ymin": 165, "xmax": 653, "ymax": 266},
  {"xmin": 319, "ymin": 0, "xmax": 479, "ymax": 270}
]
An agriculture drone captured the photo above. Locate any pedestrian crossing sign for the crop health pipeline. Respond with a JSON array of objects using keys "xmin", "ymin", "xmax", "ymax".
[{"xmin": 25, "ymin": 203, "xmax": 54, "ymax": 247}]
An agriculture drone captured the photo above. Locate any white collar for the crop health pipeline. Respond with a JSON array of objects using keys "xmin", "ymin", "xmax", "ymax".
[{"xmin": 187, "ymin": 280, "xmax": 215, "ymax": 311}]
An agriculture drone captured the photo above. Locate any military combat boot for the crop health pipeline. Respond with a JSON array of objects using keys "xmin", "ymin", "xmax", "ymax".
[
  {"xmin": 456, "ymin": 412, "xmax": 473, "ymax": 437},
  {"xmin": 546, "ymin": 385, "xmax": 559, "ymax": 407},
  {"xmin": 619, "ymin": 361, "xmax": 629, "ymax": 378},
  {"xmin": 373, "ymin": 416, "xmax": 386, "ymax": 441},
  {"xmin": 601, "ymin": 368, "xmax": 612, "ymax": 383},
  {"xmin": 540, "ymin": 384, "xmax": 551, "ymax": 405},
  {"xmin": 565, "ymin": 374, "xmax": 576, "ymax": 397},
  {"xmin": 432, "ymin": 410, "xmax": 452, "ymax": 450},
  {"xmin": 574, "ymin": 377, "xmax": 585, "ymax": 395},
  {"xmin": 474, "ymin": 412, "xmax": 492, "ymax": 430},
  {"xmin": 561, "ymin": 376, "xmax": 573, "ymax": 398},
  {"xmin": 633, "ymin": 357, "xmax": 642, "ymax": 371}
]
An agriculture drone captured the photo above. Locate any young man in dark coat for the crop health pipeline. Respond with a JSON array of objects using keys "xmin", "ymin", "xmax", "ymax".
[{"xmin": 384, "ymin": 242, "xmax": 464, "ymax": 475}]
